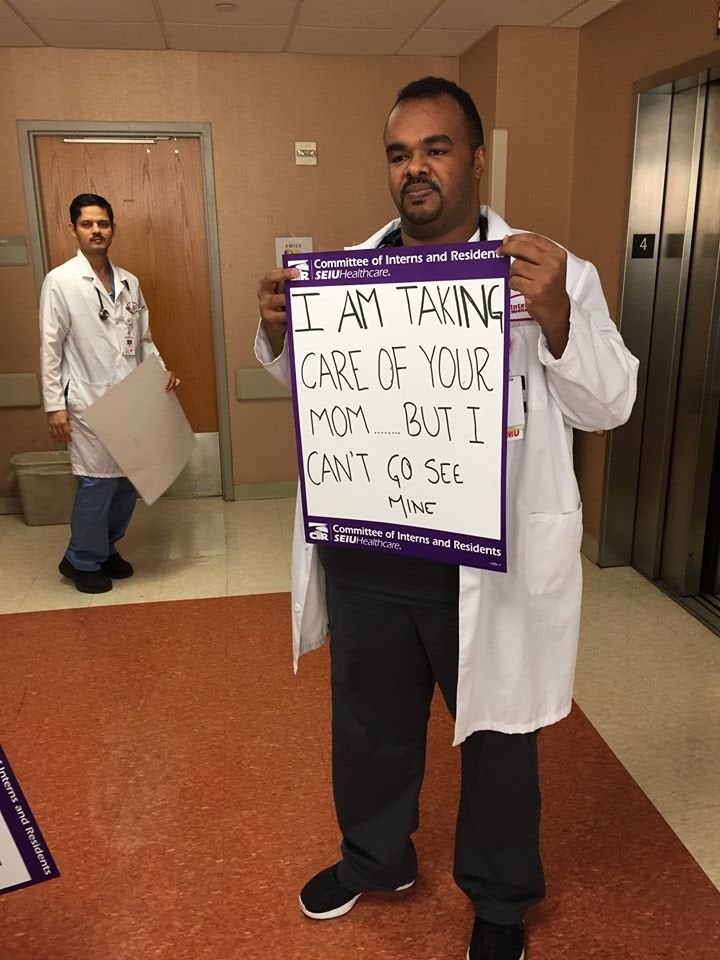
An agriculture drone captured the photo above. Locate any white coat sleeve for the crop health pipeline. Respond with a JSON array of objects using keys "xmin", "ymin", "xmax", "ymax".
[
  {"xmin": 39, "ymin": 276, "xmax": 70, "ymax": 412},
  {"xmin": 537, "ymin": 260, "xmax": 639, "ymax": 431},
  {"xmin": 254, "ymin": 321, "xmax": 291, "ymax": 388}
]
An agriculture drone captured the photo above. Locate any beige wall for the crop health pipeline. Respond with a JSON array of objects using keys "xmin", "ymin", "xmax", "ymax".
[
  {"xmin": 458, "ymin": 29, "xmax": 498, "ymax": 206},
  {"xmin": 461, "ymin": 27, "xmax": 579, "ymax": 243},
  {"xmin": 0, "ymin": 49, "xmax": 455, "ymax": 497},
  {"xmin": 569, "ymin": 0, "xmax": 718, "ymax": 544}
]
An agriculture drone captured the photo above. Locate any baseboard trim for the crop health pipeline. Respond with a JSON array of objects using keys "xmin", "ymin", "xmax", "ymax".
[
  {"xmin": 581, "ymin": 531, "xmax": 600, "ymax": 565},
  {"xmin": 0, "ymin": 496, "xmax": 22, "ymax": 516},
  {"xmin": 233, "ymin": 481, "xmax": 297, "ymax": 501}
]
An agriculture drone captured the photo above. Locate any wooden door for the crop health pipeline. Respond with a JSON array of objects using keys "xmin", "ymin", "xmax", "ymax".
[{"xmin": 35, "ymin": 136, "xmax": 218, "ymax": 433}]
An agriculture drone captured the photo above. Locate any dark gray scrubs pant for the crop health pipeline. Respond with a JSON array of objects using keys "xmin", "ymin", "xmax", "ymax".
[{"xmin": 327, "ymin": 579, "xmax": 546, "ymax": 925}]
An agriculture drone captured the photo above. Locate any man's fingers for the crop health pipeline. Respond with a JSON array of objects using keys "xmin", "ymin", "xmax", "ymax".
[
  {"xmin": 508, "ymin": 274, "xmax": 534, "ymax": 297},
  {"xmin": 257, "ymin": 267, "xmax": 300, "ymax": 295},
  {"xmin": 509, "ymin": 259, "xmax": 541, "ymax": 283},
  {"xmin": 258, "ymin": 268, "xmax": 297, "ymax": 325},
  {"xmin": 48, "ymin": 412, "xmax": 71, "ymax": 443},
  {"xmin": 50, "ymin": 425, "xmax": 71, "ymax": 443},
  {"xmin": 499, "ymin": 233, "xmax": 561, "ymax": 264}
]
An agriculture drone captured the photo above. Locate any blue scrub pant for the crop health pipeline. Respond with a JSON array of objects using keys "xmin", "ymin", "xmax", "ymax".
[{"xmin": 65, "ymin": 476, "xmax": 138, "ymax": 571}]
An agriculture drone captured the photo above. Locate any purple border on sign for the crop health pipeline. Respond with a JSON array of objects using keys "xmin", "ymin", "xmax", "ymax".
[
  {"xmin": 0, "ymin": 744, "xmax": 60, "ymax": 896},
  {"xmin": 284, "ymin": 240, "xmax": 510, "ymax": 572}
]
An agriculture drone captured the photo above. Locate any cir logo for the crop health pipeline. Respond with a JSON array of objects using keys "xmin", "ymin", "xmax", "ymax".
[{"xmin": 308, "ymin": 521, "xmax": 329, "ymax": 541}]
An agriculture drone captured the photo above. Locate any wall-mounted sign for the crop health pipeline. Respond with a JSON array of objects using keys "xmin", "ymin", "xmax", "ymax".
[
  {"xmin": 275, "ymin": 235, "xmax": 313, "ymax": 268},
  {"xmin": 631, "ymin": 234, "xmax": 656, "ymax": 259},
  {"xmin": 0, "ymin": 236, "xmax": 28, "ymax": 266}
]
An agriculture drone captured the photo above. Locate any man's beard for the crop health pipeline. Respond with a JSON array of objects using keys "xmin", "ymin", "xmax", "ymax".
[{"xmin": 400, "ymin": 192, "xmax": 444, "ymax": 225}]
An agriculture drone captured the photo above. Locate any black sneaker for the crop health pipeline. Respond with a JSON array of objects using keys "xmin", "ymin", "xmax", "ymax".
[
  {"xmin": 467, "ymin": 917, "xmax": 525, "ymax": 960},
  {"xmin": 58, "ymin": 557, "xmax": 112, "ymax": 594},
  {"xmin": 101, "ymin": 553, "xmax": 134, "ymax": 579},
  {"xmin": 299, "ymin": 863, "xmax": 415, "ymax": 920}
]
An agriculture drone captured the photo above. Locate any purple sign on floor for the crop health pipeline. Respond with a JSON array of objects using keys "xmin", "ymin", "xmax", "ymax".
[
  {"xmin": 284, "ymin": 240, "xmax": 510, "ymax": 572},
  {"xmin": 0, "ymin": 745, "xmax": 59, "ymax": 895}
]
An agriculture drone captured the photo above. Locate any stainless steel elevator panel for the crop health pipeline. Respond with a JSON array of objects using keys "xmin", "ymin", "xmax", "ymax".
[
  {"xmin": 600, "ymin": 90, "xmax": 671, "ymax": 566},
  {"xmin": 632, "ymin": 82, "xmax": 706, "ymax": 578},
  {"xmin": 662, "ymin": 80, "xmax": 720, "ymax": 595},
  {"xmin": 601, "ymin": 68, "xmax": 720, "ymax": 635}
]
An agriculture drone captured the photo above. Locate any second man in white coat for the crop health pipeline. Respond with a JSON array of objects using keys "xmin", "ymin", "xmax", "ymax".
[{"xmin": 39, "ymin": 193, "xmax": 178, "ymax": 594}]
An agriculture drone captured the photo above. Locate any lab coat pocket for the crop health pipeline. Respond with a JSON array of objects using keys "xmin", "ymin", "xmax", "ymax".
[
  {"xmin": 67, "ymin": 378, "xmax": 112, "ymax": 412},
  {"xmin": 524, "ymin": 505, "xmax": 583, "ymax": 596}
]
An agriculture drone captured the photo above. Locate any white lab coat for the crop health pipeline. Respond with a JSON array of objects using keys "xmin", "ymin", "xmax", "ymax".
[
  {"xmin": 255, "ymin": 207, "xmax": 639, "ymax": 742},
  {"xmin": 39, "ymin": 251, "xmax": 163, "ymax": 477}
]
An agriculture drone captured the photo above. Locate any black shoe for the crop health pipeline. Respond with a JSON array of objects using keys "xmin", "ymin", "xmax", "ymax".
[
  {"xmin": 58, "ymin": 557, "xmax": 112, "ymax": 594},
  {"xmin": 467, "ymin": 917, "xmax": 525, "ymax": 960},
  {"xmin": 299, "ymin": 863, "xmax": 415, "ymax": 920},
  {"xmin": 101, "ymin": 553, "xmax": 134, "ymax": 579}
]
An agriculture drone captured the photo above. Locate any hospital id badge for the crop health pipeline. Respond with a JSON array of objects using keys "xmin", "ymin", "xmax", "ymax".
[
  {"xmin": 122, "ymin": 335, "xmax": 136, "ymax": 357},
  {"xmin": 507, "ymin": 375, "xmax": 526, "ymax": 441}
]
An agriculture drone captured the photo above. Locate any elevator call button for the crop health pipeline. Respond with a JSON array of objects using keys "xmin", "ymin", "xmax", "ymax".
[{"xmin": 631, "ymin": 234, "xmax": 655, "ymax": 258}]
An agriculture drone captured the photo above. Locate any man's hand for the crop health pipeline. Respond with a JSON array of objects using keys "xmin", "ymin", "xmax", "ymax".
[
  {"xmin": 498, "ymin": 233, "xmax": 571, "ymax": 358},
  {"xmin": 165, "ymin": 371, "xmax": 180, "ymax": 391},
  {"xmin": 257, "ymin": 267, "xmax": 300, "ymax": 358},
  {"xmin": 47, "ymin": 410, "xmax": 72, "ymax": 444}
]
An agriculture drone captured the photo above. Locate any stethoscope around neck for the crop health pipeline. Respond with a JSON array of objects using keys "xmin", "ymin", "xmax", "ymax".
[{"xmin": 95, "ymin": 278, "xmax": 131, "ymax": 322}]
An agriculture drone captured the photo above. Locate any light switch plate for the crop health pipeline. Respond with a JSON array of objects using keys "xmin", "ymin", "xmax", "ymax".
[{"xmin": 295, "ymin": 141, "xmax": 317, "ymax": 165}]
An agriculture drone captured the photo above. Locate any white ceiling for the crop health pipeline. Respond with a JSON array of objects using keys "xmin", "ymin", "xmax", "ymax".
[{"xmin": 0, "ymin": 0, "xmax": 624, "ymax": 56}]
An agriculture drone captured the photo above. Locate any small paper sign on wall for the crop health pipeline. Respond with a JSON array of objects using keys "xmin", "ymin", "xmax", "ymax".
[
  {"xmin": 283, "ymin": 241, "xmax": 510, "ymax": 572},
  {"xmin": 275, "ymin": 236, "xmax": 313, "ymax": 268},
  {"xmin": 0, "ymin": 745, "xmax": 60, "ymax": 896}
]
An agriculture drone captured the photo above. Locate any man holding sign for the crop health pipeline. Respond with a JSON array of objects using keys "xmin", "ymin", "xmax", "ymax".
[{"xmin": 256, "ymin": 78, "xmax": 637, "ymax": 960}]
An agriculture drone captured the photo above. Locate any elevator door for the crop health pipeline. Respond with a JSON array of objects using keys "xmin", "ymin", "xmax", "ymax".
[
  {"xmin": 659, "ymin": 78, "xmax": 720, "ymax": 603},
  {"xmin": 601, "ymin": 69, "xmax": 720, "ymax": 634}
]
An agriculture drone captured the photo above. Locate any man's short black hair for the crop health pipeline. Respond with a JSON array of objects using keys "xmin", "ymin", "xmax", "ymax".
[
  {"xmin": 70, "ymin": 193, "xmax": 114, "ymax": 227},
  {"xmin": 392, "ymin": 76, "xmax": 484, "ymax": 150}
]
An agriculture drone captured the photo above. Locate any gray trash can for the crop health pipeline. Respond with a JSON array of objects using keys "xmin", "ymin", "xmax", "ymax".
[{"xmin": 10, "ymin": 451, "xmax": 77, "ymax": 526}]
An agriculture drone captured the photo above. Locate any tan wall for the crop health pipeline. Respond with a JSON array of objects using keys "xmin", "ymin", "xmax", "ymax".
[
  {"xmin": 459, "ymin": 29, "xmax": 499, "ymax": 206},
  {"xmin": 0, "ymin": 49, "xmax": 455, "ymax": 497},
  {"xmin": 461, "ymin": 27, "xmax": 578, "ymax": 243},
  {"xmin": 569, "ymin": 0, "xmax": 719, "ymax": 543},
  {"xmin": 496, "ymin": 27, "xmax": 578, "ymax": 245}
]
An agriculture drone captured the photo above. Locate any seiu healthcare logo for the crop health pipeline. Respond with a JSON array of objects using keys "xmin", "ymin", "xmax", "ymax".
[
  {"xmin": 287, "ymin": 259, "xmax": 311, "ymax": 280},
  {"xmin": 308, "ymin": 521, "xmax": 329, "ymax": 542}
]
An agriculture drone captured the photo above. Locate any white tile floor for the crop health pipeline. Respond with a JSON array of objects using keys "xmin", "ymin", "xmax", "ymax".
[{"xmin": 1, "ymin": 495, "xmax": 719, "ymax": 888}]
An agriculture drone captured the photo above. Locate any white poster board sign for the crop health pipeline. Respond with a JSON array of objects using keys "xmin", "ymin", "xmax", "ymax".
[
  {"xmin": 82, "ymin": 354, "xmax": 196, "ymax": 505},
  {"xmin": 284, "ymin": 241, "xmax": 510, "ymax": 571}
]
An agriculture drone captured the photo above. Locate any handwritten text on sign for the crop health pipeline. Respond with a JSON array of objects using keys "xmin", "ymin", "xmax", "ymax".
[{"xmin": 284, "ymin": 241, "xmax": 510, "ymax": 570}]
